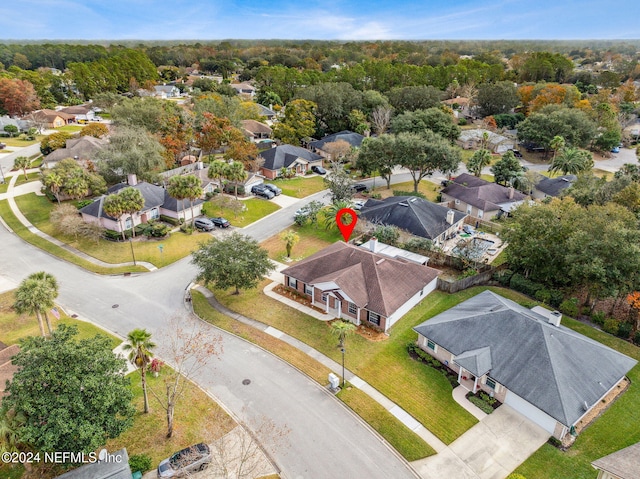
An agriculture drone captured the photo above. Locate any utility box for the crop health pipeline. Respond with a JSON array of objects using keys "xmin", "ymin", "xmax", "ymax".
[{"xmin": 328, "ymin": 373, "xmax": 340, "ymax": 390}]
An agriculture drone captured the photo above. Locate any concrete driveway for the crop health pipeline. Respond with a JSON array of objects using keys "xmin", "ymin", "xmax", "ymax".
[{"xmin": 412, "ymin": 405, "xmax": 549, "ymax": 479}]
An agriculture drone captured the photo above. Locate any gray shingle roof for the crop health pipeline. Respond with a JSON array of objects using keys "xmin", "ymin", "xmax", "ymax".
[
  {"xmin": 535, "ymin": 175, "xmax": 577, "ymax": 197},
  {"xmin": 591, "ymin": 442, "xmax": 640, "ymax": 479},
  {"xmin": 414, "ymin": 290, "xmax": 637, "ymax": 427},
  {"xmin": 55, "ymin": 448, "xmax": 131, "ymax": 479},
  {"xmin": 259, "ymin": 144, "xmax": 322, "ymax": 171},
  {"xmin": 442, "ymin": 173, "xmax": 526, "ymax": 212},
  {"xmin": 360, "ymin": 196, "xmax": 467, "ymax": 240},
  {"xmin": 44, "ymin": 136, "xmax": 108, "ymax": 163},
  {"xmin": 282, "ymin": 242, "xmax": 440, "ymax": 317},
  {"xmin": 454, "ymin": 346, "xmax": 492, "ymax": 377},
  {"xmin": 309, "ymin": 130, "xmax": 365, "ymax": 150}
]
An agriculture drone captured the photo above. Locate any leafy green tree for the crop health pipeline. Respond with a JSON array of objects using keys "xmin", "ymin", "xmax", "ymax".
[
  {"xmin": 356, "ymin": 135, "xmax": 397, "ymax": 189},
  {"xmin": 1, "ymin": 324, "xmax": 135, "ymax": 454},
  {"xmin": 549, "ymin": 147, "xmax": 593, "ymax": 176},
  {"xmin": 40, "ymin": 131, "xmax": 72, "ymax": 155},
  {"xmin": 476, "ymin": 81, "xmax": 519, "ymax": 117},
  {"xmin": 280, "ymin": 230, "xmax": 300, "ymax": 258},
  {"xmin": 224, "ymin": 161, "xmax": 247, "ymax": 199},
  {"xmin": 42, "ymin": 159, "xmax": 106, "ymax": 200},
  {"xmin": 391, "ymin": 108, "xmax": 460, "ymax": 143},
  {"xmin": 42, "ymin": 171, "xmax": 63, "ymax": 204},
  {"xmin": 387, "ymin": 85, "xmax": 442, "ymax": 113},
  {"xmin": 13, "ymin": 271, "xmax": 59, "ymax": 337},
  {"xmin": 13, "ymin": 156, "xmax": 30, "ymax": 181},
  {"xmin": 272, "ymin": 99, "xmax": 316, "ymax": 146},
  {"xmin": 517, "ymin": 105, "xmax": 597, "ymax": 150},
  {"xmin": 297, "ymin": 82, "xmax": 363, "ymax": 135},
  {"xmin": 3, "ymin": 124, "xmax": 18, "ymax": 137},
  {"xmin": 467, "ymin": 149, "xmax": 492, "ymax": 177},
  {"xmin": 491, "ymin": 150, "xmax": 525, "ymax": 186},
  {"xmin": 102, "ymin": 192, "xmax": 128, "ymax": 240},
  {"xmin": 396, "ymin": 131, "xmax": 461, "ymax": 192},
  {"xmin": 80, "ymin": 123, "xmax": 109, "ymax": 138},
  {"xmin": 294, "ymin": 200, "xmax": 324, "ymax": 226},
  {"xmin": 324, "ymin": 164, "xmax": 354, "ymax": 203},
  {"xmin": 123, "ymin": 329, "xmax": 155, "ymax": 414},
  {"xmin": 191, "ymin": 232, "xmax": 275, "ymax": 295}
]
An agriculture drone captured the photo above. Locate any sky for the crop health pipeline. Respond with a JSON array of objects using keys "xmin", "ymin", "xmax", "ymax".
[{"xmin": 1, "ymin": 0, "xmax": 639, "ymax": 41}]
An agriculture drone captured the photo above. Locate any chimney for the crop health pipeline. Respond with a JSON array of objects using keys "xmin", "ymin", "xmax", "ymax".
[
  {"xmin": 446, "ymin": 210, "xmax": 455, "ymax": 225},
  {"xmin": 127, "ymin": 173, "xmax": 138, "ymax": 186},
  {"xmin": 369, "ymin": 237, "xmax": 378, "ymax": 253},
  {"xmin": 508, "ymin": 186, "xmax": 514, "ymax": 199},
  {"xmin": 549, "ymin": 311, "xmax": 562, "ymax": 327}
]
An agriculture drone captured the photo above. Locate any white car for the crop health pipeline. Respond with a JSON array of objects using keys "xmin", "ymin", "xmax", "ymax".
[{"xmin": 352, "ymin": 200, "xmax": 366, "ymax": 211}]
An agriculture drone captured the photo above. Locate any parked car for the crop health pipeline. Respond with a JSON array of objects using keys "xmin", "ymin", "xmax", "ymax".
[
  {"xmin": 611, "ymin": 146, "xmax": 620, "ymax": 153},
  {"xmin": 352, "ymin": 200, "xmax": 366, "ymax": 211},
  {"xmin": 251, "ymin": 184, "xmax": 275, "ymax": 199},
  {"xmin": 463, "ymin": 225, "xmax": 475, "ymax": 235},
  {"xmin": 311, "ymin": 165, "xmax": 327, "ymax": 175},
  {"xmin": 263, "ymin": 183, "xmax": 282, "ymax": 196},
  {"xmin": 294, "ymin": 205, "xmax": 311, "ymax": 218},
  {"xmin": 209, "ymin": 217, "xmax": 230, "ymax": 228},
  {"xmin": 194, "ymin": 218, "xmax": 215, "ymax": 231},
  {"xmin": 351, "ymin": 183, "xmax": 368, "ymax": 193},
  {"xmin": 0, "ymin": 142, "xmax": 6, "ymax": 149},
  {"xmin": 157, "ymin": 443, "xmax": 212, "ymax": 478},
  {"xmin": 510, "ymin": 149, "xmax": 523, "ymax": 158}
]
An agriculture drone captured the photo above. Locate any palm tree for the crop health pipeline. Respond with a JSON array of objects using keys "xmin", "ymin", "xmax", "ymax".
[
  {"xmin": 123, "ymin": 328, "xmax": 155, "ymax": 413},
  {"xmin": 167, "ymin": 176, "xmax": 189, "ymax": 225},
  {"xmin": 323, "ymin": 200, "xmax": 352, "ymax": 230},
  {"xmin": 13, "ymin": 156, "xmax": 30, "ymax": 181},
  {"xmin": 280, "ymin": 230, "xmax": 300, "ymax": 258},
  {"xmin": 550, "ymin": 135, "xmax": 565, "ymax": 163},
  {"xmin": 207, "ymin": 159, "xmax": 227, "ymax": 192},
  {"xmin": 183, "ymin": 175, "xmax": 204, "ymax": 228},
  {"xmin": 43, "ymin": 171, "xmax": 64, "ymax": 204},
  {"xmin": 467, "ymin": 149, "xmax": 492, "ymax": 177},
  {"xmin": 13, "ymin": 272, "xmax": 59, "ymax": 337},
  {"xmin": 119, "ymin": 187, "xmax": 145, "ymax": 238},
  {"xmin": 225, "ymin": 161, "xmax": 247, "ymax": 199},
  {"xmin": 330, "ymin": 320, "xmax": 357, "ymax": 387},
  {"xmin": 549, "ymin": 147, "xmax": 594, "ymax": 176},
  {"xmin": 102, "ymin": 193, "xmax": 128, "ymax": 241}
]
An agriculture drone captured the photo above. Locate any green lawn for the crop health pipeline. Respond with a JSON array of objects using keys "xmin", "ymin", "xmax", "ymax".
[
  {"xmin": 14, "ymin": 194, "xmax": 207, "ymax": 268},
  {"xmin": 266, "ymin": 176, "xmax": 326, "ymax": 198},
  {"xmin": 260, "ymin": 220, "xmax": 343, "ymax": 263},
  {"xmin": 13, "ymin": 171, "xmax": 40, "ymax": 186},
  {"xmin": 191, "ymin": 290, "xmax": 434, "ymax": 461},
  {"xmin": 376, "ymin": 179, "xmax": 441, "ymax": 202},
  {"xmin": 0, "ymin": 290, "xmax": 121, "ymax": 349},
  {"xmin": 54, "ymin": 125, "xmax": 84, "ymax": 133},
  {"xmin": 0, "ymin": 199, "xmax": 148, "ymax": 274},
  {"xmin": 202, "ymin": 197, "xmax": 280, "ymax": 227},
  {"xmin": 0, "ymin": 135, "xmax": 44, "ymax": 147},
  {"xmin": 515, "ymin": 317, "xmax": 640, "ymax": 479},
  {"xmin": 0, "ymin": 181, "xmax": 7, "ymax": 194}
]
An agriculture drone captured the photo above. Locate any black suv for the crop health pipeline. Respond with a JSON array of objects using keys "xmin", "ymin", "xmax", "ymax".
[{"xmin": 351, "ymin": 183, "xmax": 368, "ymax": 193}]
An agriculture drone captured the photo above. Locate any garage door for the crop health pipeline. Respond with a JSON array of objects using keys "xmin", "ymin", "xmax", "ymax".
[{"xmin": 504, "ymin": 391, "xmax": 557, "ymax": 434}]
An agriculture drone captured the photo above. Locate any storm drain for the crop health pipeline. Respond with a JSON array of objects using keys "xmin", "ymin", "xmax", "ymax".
[{"xmin": 242, "ymin": 379, "xmax": 251, "ymax": 385}]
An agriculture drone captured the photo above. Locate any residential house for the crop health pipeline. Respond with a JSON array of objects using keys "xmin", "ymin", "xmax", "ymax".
[
  {"xmin": 241, "ymin": 119, "xmax": 272, "ymax": 142},
  {"xmin": 80, "ymin": 175, "xmax": 203, "ymax": 232},
  {"xmin": 230, "ymin": 82, "xmax": 256, "ymax": 98},
  {"xmin": 591, "ymin": 442, "xmax": 640, "ymax": 479},
  {"xmin": 457, "ymin": 129, "xmax": 515, "ymax": 154},
  {"xmin": 55, "ymin": 448, "xmax": 132, "ymax": 479},
  {"xmin": 442, "ymin": 97, "xmax": 472, "ymax": 119},
  {"xmin": 441, "ymin": 173, "xmax": 526, "ymax": 219},
  {"xmin": 413, "ymin": 290, "xmax": 637, "ymax": 440},
  {"xmin": 0, "ymin": 341, "xmax": 19, "ymax": 397},
  {"xmin": 258, "ymin": 144, "xmax": 323, "ymax": 179},
  {"xmin": 154, "ymin": 84, "xmax": 181, "ymax": 98},
  {"xmin": 159, "ymin": 162, "xmax": 219, "ymax": 196},
  {"xmin": 307, "ymin": 130, "xmax": 365, "ymax": 160},
  {"xmin": 257, "ymin": 104, "xmax": 277, "ymax": 124},
  {"xmin": 281, "ymin": 241, "xmax": 440, "ymax": 333},
  {"xmin": 532, "ymin": 174, "xmax": 576, "ymax": 199},
  {"xmin": 360, "ymin": 196, "xmax": 467, "ymax": 247},
  {"xmin": 43, "ymin": 135, "xmax": 108, "ymax": 167},
  {"xmin": 0, "ymin": 115, "xmax": 30, "ymax": 133},
  {"xmin": 25, "ymin": 109, "xmax": 75, "ymax": 129},
  {"xmin": 59, "ymin": 105, "xmax": 96, "ymax": 123}
]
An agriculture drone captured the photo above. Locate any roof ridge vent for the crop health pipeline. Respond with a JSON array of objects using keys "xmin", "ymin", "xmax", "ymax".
[{"xmin": 399, "ymin": 202, "xmax": 409, "ymax": 207}]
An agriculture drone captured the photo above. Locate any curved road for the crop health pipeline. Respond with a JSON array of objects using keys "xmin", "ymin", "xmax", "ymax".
[{"xmin": 0, "ymin": 198, "xmax": 417, "ymax": 479}]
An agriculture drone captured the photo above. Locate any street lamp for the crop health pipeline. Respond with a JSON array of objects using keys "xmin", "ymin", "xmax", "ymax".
[{"xmin": 340, "ymin": 346, "xmax": 346, "ymax": 388}]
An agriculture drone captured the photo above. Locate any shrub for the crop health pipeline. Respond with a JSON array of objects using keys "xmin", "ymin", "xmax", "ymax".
[
  {"xmin": 466, "ymin": 394, "xmax": 495, "ymax": 414},
  {"xmin": 559, "ymin": 298, "xmax": 579, "ymax": 318},
  {"xmin": 371, "ymin": 224, "xmax": 400, "ymax": 246},
  {"xmin": 403, "ymin": 237, "xmax": 433, "ymax": 254},
  {"xmin": 591, "ymin": 311, "xmax": 606, "ymax": 325},
  {"xmin": 392, "ymin": 190, "xmax": 426, "ymax": 199},
  {"xmin": 547, "ymin": 437, "xmax": 562, "ymax": 448},
  {"xmin": 139, "ymin": 221, "xmax": 170, "ymax": 238},
  {"xmin": 129, "ymin": 453, "xmax": 152, "ymax": 473},
  {"xmin": 457, "ymin": 117, "xmax": 467, "ymax": 126},
  {"xmin": 493, "ymin": 269, "xmax": 513, "ymax": 287},
  {"xmin": 509, "ymin": 273, "xmax": 542, "ymax": 298},
  {"xmin": 160, "ymin": 214, "xmax": 182, "ymax": 226},
  {"xmin": 549, "ymin": 290, "xmax": 564, "ymax": 308},
  {"xmin": 534, "ymin": 288, "xmax": 551, "ymax": 304},
  {"xmin": 634, "ymin": 331, "xmax": 640, "ymax": 346},
  {"xmin": 602, "ymin": 318, "xmax": 620, "ymax": 335},
  {"xmin": 76, "ymin": 199, "xmax": 93, "ymax": 209},
  {"xmin": 180, "ymin": 223, "xmax": 194, "ymax": 234},
  {"xmin": 617, "ymin": 321, "xmax": 632, "ymax": 339},
  {"xmin": 369, "ymin": 192, "xmax": 382, "ymax": 199},
  {"xmin": 223, "ymin": 183, "xmax": 245, "ymax": 196}
]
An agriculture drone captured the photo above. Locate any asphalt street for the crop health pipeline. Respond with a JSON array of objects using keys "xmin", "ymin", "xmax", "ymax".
[{"xmin": 0, "ymin": 194, "xmax": 417, "ymax": 479}]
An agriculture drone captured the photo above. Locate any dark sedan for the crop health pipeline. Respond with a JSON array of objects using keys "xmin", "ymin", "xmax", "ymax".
[{"xmin": 209, "ymin": 217, "xmax": 230, "ymax": 228}]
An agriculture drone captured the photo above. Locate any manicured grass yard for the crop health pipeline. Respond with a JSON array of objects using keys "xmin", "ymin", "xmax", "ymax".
[
  {"xmin": 260, "ymin": 220, "xmax": 343, "ymax": 263},
  {"xmin": 191, "ymin": 290, "xmax": 435, "ymax": 461},
  {"xmin": 0, "ymin": 199, "xmax": 148, "ymax": 274},
  {"xmin": 0, "ymin": 290, "xmax": 121, "ymax": 348},
  {"xmin": 375, "ymin": 179, "xmax": 441, "ymax": 202},
  {"xmin": 266, "ymin": 176, "xmax": 326, "ymax": 198},
  {"xmin": 13, "ymin": 171, "xmax": 40, "ymax": 186},
  {"xmin": 202, "ymin": 197, "xmax": 280, "ymax": 227},
  {"xmin": 14, "ymin": 194, "xmax": 207, "ymax": 268},
  {"xmin": 0, "ymin": 135, "xmax": 44, "ymax": 147},
  {"xmin": 54, "ymin": 125, "xmax": 84, "ymax": 133},
  {"xmin": 515, "ymin": 317, "xmax": 640, "ymax": 479}
]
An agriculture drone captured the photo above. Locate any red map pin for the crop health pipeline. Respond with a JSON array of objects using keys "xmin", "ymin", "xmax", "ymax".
[{"xmin": 336, "ymin": 208, "xmax": 358, "ymax": 242}]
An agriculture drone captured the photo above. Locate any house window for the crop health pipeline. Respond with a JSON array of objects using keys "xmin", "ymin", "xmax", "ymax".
[
  {"xmin": 304, "ymin": 284, "xmax": 313, "ymax": 295},
  {"xmin": 486, "ymin": 377, "xmax": 497, "ymax": 389},
  {"xmin": 466, "ymin": 205, "xmax": 472, "ymax": 214},
  {"xmin": 288, "ymin": 277, "xmax": 297, "ymax": 289},
  {"xmin": 427, "ymin": 339, "xmax": 436, "ymax": 351},
  {"xmin": 150, "ymin": 207, "xmax": 159, "ymax": 220},
  {"xmin": 125, "ymin": 217, "xmax": 133, "ymax": 229},
  {"xmin": 321, "ymin": 293, "xmax": 328, "ymax": 302},
  {"xmin": 478, "ymin": 210, "xmax": 484, "ymax": 219},
  {"xmin": 348, "ymin": 302, "xmax": 357, "ymax": 315},
  {"xmin": 368, "ymin": 311, "xmax": 381, "ymax": 326},
  {"xmin": 455, "ymin": 199, "xmax": 460, "ymax": 205}
]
